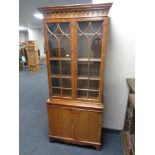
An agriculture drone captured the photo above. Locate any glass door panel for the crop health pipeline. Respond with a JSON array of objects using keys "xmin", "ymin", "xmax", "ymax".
[
  {"xmin": 62, "ymin": 78, "xmax": 71, "ymax": 88},
  {"xmin": 62, "ymin": 89, "xmax": 71, "ymax": 97},
  {"xmin": 77, "ymin": 90, "xmax": 87, "ymax": 98},
  {"xmin": 51, "ymin": 78, "xmax": 60, "ymax": 87},
  {"xmin": 47, "ymin": 22, "xmax": 71, "ymax": 97},
  {"xmin": 52, "ymin": 88, "xmax": 61, "ymax": 96},
  {"xmin": 77, "ymin": 20, "xmax": 104, "ymax": 100},
  {"xmin": 77, "ymin": 35, "xmax": 90, "ymax": 58},
  {"xmin": 77, "ymin": 61, "xmax": 88, "ymax": 77},
  {"xmin": 50, "ymin": 61, "xmax": 60, "ymax": 75},
  {"xmin": 89, "ymin": 80, "xmax": 99, "ymax": 90},
  {"xmin": 61, "ymin": 61, "xmax": 71, "ymax": 75},
  {"xmin": 89, "ymin": 61, "xmax": 100, "ymax": 77},
  {"xmin": 77, "ymin": 79, "xmax": 88, "ymax": 89},
  {"xmin": 88, "ymin": 91, "xmax": 99, "ymax": 99},
  {"xmin": 48, "ymin": 36, "xmax": 59, "ymax": 58}
]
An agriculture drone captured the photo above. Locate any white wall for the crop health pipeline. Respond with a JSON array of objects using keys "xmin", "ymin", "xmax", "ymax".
[
  {"xmin": 19, "ymin": 31, "xmax": 28, "ymax": 42},
  {"xmin": 28, "ymin": 28, "xmax": 45, "ymax": 57},
  {"xmin": 93, "ymin": 0, "xmax": 135, "ymax": 130}
]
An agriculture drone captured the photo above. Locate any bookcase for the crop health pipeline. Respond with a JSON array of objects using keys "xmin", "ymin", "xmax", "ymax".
[
  {"xmin": 26, "ymin": 40, "xmax": 40, "ymax": 72},
  {"xmin": 38, "ymin": 3, "xmax": 112, "ymax": 150}
]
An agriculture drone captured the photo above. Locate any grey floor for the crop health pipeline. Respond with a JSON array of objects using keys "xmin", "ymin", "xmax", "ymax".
[{"xmin": 19, "ymin": 65, "xmax": 123, "ymax": 155}]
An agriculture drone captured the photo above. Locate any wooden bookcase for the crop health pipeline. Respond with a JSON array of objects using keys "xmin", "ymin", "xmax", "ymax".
[
  {"xmin": 26, "ymin": 40, "xmax": 40, "ymax": 72},
  {"xmin": 38, "ymin": 3, "xmax": 112, "ymax": 150}
]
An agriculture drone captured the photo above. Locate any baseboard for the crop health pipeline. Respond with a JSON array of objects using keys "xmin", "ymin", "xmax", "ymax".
[{"xmin": 102, "ymin": 127, "xmax": 121, "ymax": 134}]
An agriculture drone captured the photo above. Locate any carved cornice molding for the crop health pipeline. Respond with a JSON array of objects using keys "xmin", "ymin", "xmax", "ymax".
[
  {"xmin": 38, "ymin": 3, "xmax": 113, "ymax": 19},
  {"xmin": 44, "ymin": 10, "xmax": 109, "ymax": 19}
]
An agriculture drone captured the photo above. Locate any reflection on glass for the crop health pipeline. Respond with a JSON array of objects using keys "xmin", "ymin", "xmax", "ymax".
[{"xmin": 90, "ymin": 36, "xmax": 102, "ymax": 58}]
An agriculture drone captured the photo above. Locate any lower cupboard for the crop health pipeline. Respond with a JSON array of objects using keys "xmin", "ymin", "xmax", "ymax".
[{"xmin": 47, "ymin": 99, "xmax": 103, "ymax": 150}]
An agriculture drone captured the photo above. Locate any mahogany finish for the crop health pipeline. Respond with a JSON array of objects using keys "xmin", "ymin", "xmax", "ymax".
[{"xmin": 38, "ymin": 3, "xmax": 112, "ymax": 150}]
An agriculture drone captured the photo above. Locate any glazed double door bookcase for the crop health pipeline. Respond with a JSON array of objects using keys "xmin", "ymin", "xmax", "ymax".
[
  {"xmin": 46, "ymin": 19, "xmax": 105, "ymax": 101},
  {"xmin": 38, "ymin": 3, "xmax": 112, "ymax": 150}
]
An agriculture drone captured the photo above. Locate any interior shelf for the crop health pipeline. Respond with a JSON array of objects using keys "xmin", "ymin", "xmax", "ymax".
[
  {"xmin": 52, "ymin": 87, "xmax": 71, "ymax": 90},
  {"xmin": 77, "ymin": 96, "xmax": 99, "ymax": 100},
  {"xmin": 50, "ymin": 58, "xmax": 101, "ymax": 61},
  {"xmin": 50, "ymin": 57, "xmax": 71, "ymax": 61},
  {"xmin": 78, "ymin": 58, "xmax": 101, "ymax": 62},
  {"xmin": 51, "ymin": 75, "xmax": 71, "ymax": 78},
  {"xmin": 77, "ymin": 76, "xmax": 100, "ymax": 80},
  {"xmin": 77, "ymin": 88, "xmax": 99, "ymax": 92}
]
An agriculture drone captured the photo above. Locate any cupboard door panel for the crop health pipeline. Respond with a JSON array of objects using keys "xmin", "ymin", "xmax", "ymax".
[
  {"xmin": 74, "ymin": 110, "xmax": 102, "ymax": 143},
  {"xmin": 48, "ymin": 107, "xmax": 74, "ymax": 139}
]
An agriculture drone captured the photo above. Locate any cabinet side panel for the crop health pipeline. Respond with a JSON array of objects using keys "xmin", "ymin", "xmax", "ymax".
[
  {"xmin": 99, "ymin": 16, "xmax": 108, "ymax": 101},
  {"xmin": 48, "ymin": 106, "xmax": 74, "ymax": 139}
]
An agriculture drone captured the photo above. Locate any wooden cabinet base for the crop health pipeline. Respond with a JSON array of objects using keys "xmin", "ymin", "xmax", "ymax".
[
  {"xmin": 49, "ymin": 135, "xmax": 101, "ymax": 150},
  {"xmin": 47, "ymin": 98, "xmax": 103, "ymax": 150}
]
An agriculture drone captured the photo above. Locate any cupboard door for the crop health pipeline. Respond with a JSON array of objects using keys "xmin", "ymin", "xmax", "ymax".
[
  {"xmin": 74, "ymin": 109, "xmax": 102, "ymax": 143},
  {"xmin": 47, "ymin": 22, "xmax": 72, "ymax": 97},
  {"xmin": 48, "ymin": 107, "xmax": 74, "ymax": 139},
  {"xmin": 76, "ymin": 20, "xmax": 104, "ymax": 100}
]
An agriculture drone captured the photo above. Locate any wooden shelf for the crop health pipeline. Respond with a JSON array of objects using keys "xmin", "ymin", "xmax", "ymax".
[
  {"xmin": 77, "ymin": 88, "xmax": 99, "ymax": 92},
  {"xmin": 50, "ymin": 57, "xmax": 71, "ymax": 61},
  {"xmin": 78, "ymin": 76, "xmax": 100, "ymax": 80},
  {"xmin": 50, "ymin": 58, "xmax": 100, "ymax": 61},
  {"xmin": 77, "ymin": 96, "xmax": 99, "ymax": 100},
  {"xmin": 51, "ymin": 75, "xmax": 71, "ymax": 79},
  {"xmin": 52, "ymin": 87, "xmax": 71, "ymax": 90},
  {"xmin": 78, "ymin": 58, "xmax": 101, "ymax": 62}
]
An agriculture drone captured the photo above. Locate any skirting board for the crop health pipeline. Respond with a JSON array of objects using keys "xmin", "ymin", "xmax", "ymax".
[{"xmin": 102, "ymin": 128, "xmax": 121, "ymax": 134}]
